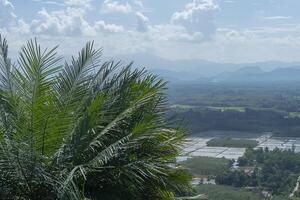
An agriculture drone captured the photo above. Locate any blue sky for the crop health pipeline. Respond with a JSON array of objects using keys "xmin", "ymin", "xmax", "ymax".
[{"xmin": 1, "ymin": 0, "xmax": 300, "ymax": 63}]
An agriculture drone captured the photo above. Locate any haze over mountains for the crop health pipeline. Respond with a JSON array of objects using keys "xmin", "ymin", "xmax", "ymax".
[
  {"xmin": 119, "ymin": 53, "xmax": 300, "ymax": 83},
  {"xmin": 212, "ymin": 67, "xmax": 300, "ymax": 83}
]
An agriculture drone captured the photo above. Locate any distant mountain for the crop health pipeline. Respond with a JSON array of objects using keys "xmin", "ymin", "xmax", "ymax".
[
  {"xmin": 231, "ymin": 66, "xmax": 264, "ymax": 74},
  {"xmin": 117, "ymin": 53, "xmax": 300, "ymax": 81},
  {"xmin": 213, "ymin": 66, "xmax": 263, "ymax": 82},
  {"xmin": 119, "ymin": 53, "xmax": 242, "ymax": 79},
  {"xmin": 213, "ymin": 66, "xmax": 300, "ymax": 83}
]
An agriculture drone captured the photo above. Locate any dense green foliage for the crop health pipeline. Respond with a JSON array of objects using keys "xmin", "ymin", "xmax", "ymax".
[
  {"xmin": 0, "ymin": 36, "xmax": 191, "ymax": 199},
  {"xmin": 182, "ymin": 156, "xmax": 232, "ymax": 176},
  {"xmin": 168, "ymin": 83, "xmax": 300, "ymax": 136},
  {"xmin": 195, "ymin": 185, "xmax": 265, "ymax": 200},
  {"xmin": 169, "ymin": 107, "xmax": 300, "ymax": 136},
  {"xmin": 215, "ymin": 169, "xmax": 259, "ymax": 188},
  {"xmin": 168, "ymin": 82, "xmax": 300, "ymax": 112},
  {"xmin": 216, "ymin": 148, "xmax": 300, "ymax": 196},
  {"xmin": 206, "ymin": 138, "xmax": 258, "ymax": 148},
  {"xmin": 194, "ymin": 185, "xmax": 300, "ymax": 200}
]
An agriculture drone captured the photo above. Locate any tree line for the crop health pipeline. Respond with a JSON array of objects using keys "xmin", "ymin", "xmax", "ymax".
[{"xmin": 216, "ymin": 148, "xmax": 300, "ymax": 196}]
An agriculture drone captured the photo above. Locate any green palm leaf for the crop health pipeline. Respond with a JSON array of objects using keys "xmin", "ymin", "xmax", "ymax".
[{"xmin": 0, "ymin": 35, "xmax": 191, "ymax": 200}]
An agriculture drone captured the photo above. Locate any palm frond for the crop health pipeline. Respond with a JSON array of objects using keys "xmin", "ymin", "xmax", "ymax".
[
  {"xmin": 14, "ymin": 38, "xmax": 61, "ymax": 154},
  {"xmin": 0, "ymin": 36, "xmax": 190, "ymax": 200},
  {"xmin": 55, "ymin": 41, "xmax": 102, "ymax": 109}
]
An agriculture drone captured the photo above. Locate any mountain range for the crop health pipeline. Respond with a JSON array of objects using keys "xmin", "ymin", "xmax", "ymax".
[
  {"xmin": 118, "ymin": 53, "xmax": 300, "ymax": 82},
  {"xmin": 211, "ymin": 66, "xmax": 300, "ymax": 83}
]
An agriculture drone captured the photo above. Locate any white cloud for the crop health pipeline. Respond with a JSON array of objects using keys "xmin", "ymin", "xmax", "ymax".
[
  {"xmin": 32, "ymin": 0, "xmax": 65, "ymax": 6},
  {"xmin": 2, "ymin": 0, "xmax": 300, "ymax": 64},
  {"xmin": 12, "ymin": 19, "xmax": 31, "ymax": 34},
  {"xmin": 223, "ymin": 0, "xmax": 235, "ymax": 3},
  {"xmin": 136, "ymin": 12, "xmax": 149, "ymax": 32},
  {"xmin": 134, "ymin": 11, "xmax": 203, "ymax": 42},
  {"xmin": 33, "ymin": 0, "xmax": 93, "ymax": 8},
  {"xmin": 31, "ymin": 7, "xmax": 123, "ymax": 36},
  {"xmin": 0, "ymin": 0, "xmax": 30, "ymax": 34},
  {"xmin": 65, "ymin": 0, "xmax": 93, "ymax": 9},
  {"xmin": 1, "ymin": 0, "xmax": 13, "ymax": 8},
  {"xmin": 32, "ymin": 7, "xmax": 88, "ymax": 36},
  {"xmin": 264, "ymin": 16, "xmax": 292, "ymax": 20},
  {"xmin": 0, "ymin": 0, "xmax": 16, "ymax": 28},
  {"xmin": 148, "ymin": 24, "xmax": 204, "ymax": 42},
  {"xmin": 93, "ymin": 20, "xmax": 124, "ymax": 33},
  {"xmin": 153, "ymin": 26, "xmax": 300, "ymax": 63},
  {"xmin": 101, "ymin": 0, "xmax": 132, "ymax": 14},
  {"xmin": 171, "ymin": 0, "xmax": 219, "ymax": 39},
  {"xmin": 133, "ymin": 0, "xmax": 143, "ymax": 8}
]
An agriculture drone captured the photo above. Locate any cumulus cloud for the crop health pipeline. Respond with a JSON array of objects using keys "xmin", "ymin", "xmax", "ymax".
[
  {"xmin": 171, "ymin": 0, "xmax": 219, "ymax": 39},
  {"xmin": 0, "ymin": 0, "xmax": 30, "ymax": 34},
  {"xmin": 93, "ymin": 20, "xmax": 124, "ymax": 33},
  {"xmin": 136, "ymin": 12, "xmax": 149, "ymax": 32},
  {"xmin": 133, "ymin": 0, "xmax": 143, "ymax": 9},
  {"xmin": 1, "ymin": 0, "xmax": 13, "ymax": 8},
  {"xmin": 1, "ymin": 0, "xmax": 124, "ymax": 38},
  {"xmin": 31, "ymin": 7, "xmax": 123, "ymax": 36},
  {"xmin": 148, "ymin": 24, "xmax": 204, "ymax": 42},
  {"xmin": 101, "ymin": 0, "xmax": 132, "ymax": 14},
  {"xmin": 32, "ymin": 7, "xmax": 88, "ymax": 36},
  {"xmin": 3, "ymin": 0, "xmax": 300, "ymax": 64},
  {"xmin": 0, "ymin": 0, "xmax": 16, "ymax": 28},
  {"xmin": 135, "ymin": 12, "xmax": 204, "ymax": 42},
  {"xmin": 101, "ymin": 1, "xmax": 149, "ymax": 33}
]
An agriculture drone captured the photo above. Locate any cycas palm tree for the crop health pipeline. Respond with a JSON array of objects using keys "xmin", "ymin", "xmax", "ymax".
[{"xmin": 0, "ymin": 35, "xmax": 191, "ymax": 200}]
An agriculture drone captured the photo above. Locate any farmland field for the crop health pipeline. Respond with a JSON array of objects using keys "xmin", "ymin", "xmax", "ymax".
[
  {"xmin": 206, "ymin": 138, "xmax": 258, "ymax": 148},
  {"xmin": 181, "ymin": 156, "xmax": 231, "ymax": 176}
]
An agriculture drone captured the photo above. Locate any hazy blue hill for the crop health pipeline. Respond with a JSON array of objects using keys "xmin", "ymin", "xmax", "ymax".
[
  {"xmin": 118, "ymin": 53, "xmax": 300, "ymax": 81},
  {"xmin": 149, "ymin": 68, "xmax": 200, "ymax": 82},
  {"xmin": 232, "ymin": 66, "xmax": 264, "ymax": 74},
  {"xmin": 119, "ymin": 53, "xmax": 241, "ymax": 78},
  {"xmin": 212, "ymin": 66, "xmax": 264, "ymax": 82},
  {"xmin": 214, "ymin": 67, "xmax": 300, "ymax": 83}
]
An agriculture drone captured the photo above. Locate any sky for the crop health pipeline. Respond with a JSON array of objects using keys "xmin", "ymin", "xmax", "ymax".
[{"xmin": 1, "ymin": 0, "xmax": 300, "ymax": 63}]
